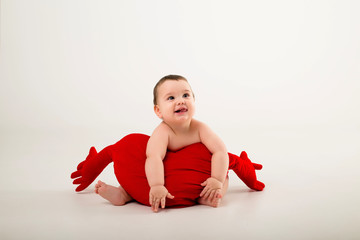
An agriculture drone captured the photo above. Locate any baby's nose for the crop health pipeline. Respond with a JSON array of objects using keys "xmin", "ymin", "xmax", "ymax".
[{"xmin": 177, "ymin": 99, "xmax": 185, "ymax": 105}]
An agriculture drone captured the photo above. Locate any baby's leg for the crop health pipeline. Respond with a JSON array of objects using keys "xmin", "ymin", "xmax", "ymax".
[
  {"xmin": 95, "ymin": 180, "xmax": 133, "ymax": 206},
  {"xmin": 198, "ymin": 177, "xmax": 229, "ymax": 208}
]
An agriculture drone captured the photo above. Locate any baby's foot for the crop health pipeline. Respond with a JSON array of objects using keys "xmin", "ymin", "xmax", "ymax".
[
  {"xmin": 198, "ymin": 190, "xmax": 222, "ymax": 208},
  {"xmin": 95, "ymin": 180, "xmax": 132, "ymax": 206}
]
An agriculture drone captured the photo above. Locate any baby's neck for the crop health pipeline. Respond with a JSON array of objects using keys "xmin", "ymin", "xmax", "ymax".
[{"xmin": 165, "ymin": 119, "xmax": 193, "ymax": 135}]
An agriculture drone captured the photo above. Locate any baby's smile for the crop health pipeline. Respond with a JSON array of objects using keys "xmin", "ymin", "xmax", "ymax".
[{"xmin": 174, "ymin": 107, "xmax": 188, "ymax": 113}]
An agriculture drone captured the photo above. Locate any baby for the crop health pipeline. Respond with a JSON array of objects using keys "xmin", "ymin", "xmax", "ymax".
[{"xmin": 95, "ymin": 75, "xmax": 229, "ymax": 212}]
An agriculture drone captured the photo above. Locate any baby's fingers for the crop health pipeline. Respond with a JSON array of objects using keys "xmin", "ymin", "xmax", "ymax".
[
  {"xmin": 208, "ymin": 189, "xmax": 216, "ymax": 201},
  {"xmin": 153, "ymin": 199, "xmax": 160, "ymax": 212},
  {"xmin": 149, "ymin": 193, "xmax": 155, "ymax": 206},
  {"xmin": 203, "ymin": 188, "xmax": 213, "ymax": 199},
  {"xmin": 161, "ymin": 197, "xmax": 166, "ymax": 209},
  {"xmin": 160, "ymin": 192, "xmax": 175, "ymax": 209},
  {"xmin": 216, "ymin": 189, "xmax": 222, "ymax": 199},
  {"xmin": 149, "ymin": 194, "xmax": 160, "ymax": 212},
  {"xmin": 149, "ymin": 197, "xmax": 153, "ymax": 206},
  {"xmin": 166, "ymin": 192, "xmax": 175, "ymax": 199},
  {"xmin": 200, "ymin": 187, "xmax": 208, "ymax": 197},
  {"xmin": 200, "ymin": 180, "xmax": 208, "ymax": 187}
]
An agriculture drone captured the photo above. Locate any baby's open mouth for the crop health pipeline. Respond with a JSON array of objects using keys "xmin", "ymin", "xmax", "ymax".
[{"xmin": 175, "ymin": 108, "xmax": 188, "ymax": 113}]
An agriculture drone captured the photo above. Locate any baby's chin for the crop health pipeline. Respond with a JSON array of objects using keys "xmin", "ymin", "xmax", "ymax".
[
  {"xmin": 169, "ymin": 115, "xmax": 193, "ymax": 123},
  {"xmin": 178, "ymin": 116, "xmax": 195, "ymax": 123}
]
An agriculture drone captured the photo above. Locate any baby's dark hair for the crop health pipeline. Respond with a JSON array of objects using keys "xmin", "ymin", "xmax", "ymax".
[{"xmin": 153, "ymin": 75, "xmax": 194, "ymax": 105}]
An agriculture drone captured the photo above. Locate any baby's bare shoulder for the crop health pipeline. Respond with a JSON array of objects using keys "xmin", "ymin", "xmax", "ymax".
[
  {"xmin": 147, "ymin": 122, "xmax": 170, "ymax": 155},
  {"xmin": 153, "ymin": 122, "xmax": 172, "ymax": 135},
  {"xmin": 191, "ymin": 119, "xmax": 210, "ymax": 132}
]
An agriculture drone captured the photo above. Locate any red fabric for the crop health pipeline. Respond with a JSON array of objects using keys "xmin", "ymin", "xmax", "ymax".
[{"xmin": 71, "ymin": 133, "xmax": 265, "ymax": 208}]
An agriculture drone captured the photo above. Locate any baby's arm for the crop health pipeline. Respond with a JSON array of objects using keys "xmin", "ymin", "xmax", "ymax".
[
  {"xmin": 145, "ymin": 124, "xmax": 174, "ymax": 212},
  {"xmin": 198, "ymin": 122, "xmax": 229, "ymax": 199}
]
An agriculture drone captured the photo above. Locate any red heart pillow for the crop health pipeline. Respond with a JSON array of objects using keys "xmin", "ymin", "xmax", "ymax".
[{"xmin": 71, "ymin": 133, "xmax": 264, "ymax": 207}]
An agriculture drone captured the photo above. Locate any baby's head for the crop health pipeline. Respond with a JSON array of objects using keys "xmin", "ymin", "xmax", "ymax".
[
  {"xmin": 153, "ymin": 75, "xmax": 196, "ymax": 122},
  {"xmin": 153, "ymin": 75, "xmax": 195, "ymax": 105}
]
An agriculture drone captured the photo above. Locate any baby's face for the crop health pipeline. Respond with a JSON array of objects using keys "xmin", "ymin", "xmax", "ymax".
[{"xmin": 154, "ymin": 80, "xmax": 195, "ymax": 124}]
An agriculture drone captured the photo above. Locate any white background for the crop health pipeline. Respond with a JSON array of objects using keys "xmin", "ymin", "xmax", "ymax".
[{"xmin": 1, "ymin": 1, "xmax": 359, "ymax": 239}]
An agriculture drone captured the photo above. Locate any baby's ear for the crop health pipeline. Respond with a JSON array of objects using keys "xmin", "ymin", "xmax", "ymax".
[{"xmin": 154, "ymin": 105, "xmax": 163, "ymax": 119}]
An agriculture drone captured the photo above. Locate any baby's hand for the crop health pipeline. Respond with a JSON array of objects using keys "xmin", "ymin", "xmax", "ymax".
[
  {"xmin": 200, "ymin": 177, "xmax": 223, "ymax": 200},
  {"xmin": 149, "ymin": 185, "xmax": 174, "ymax": 212}
]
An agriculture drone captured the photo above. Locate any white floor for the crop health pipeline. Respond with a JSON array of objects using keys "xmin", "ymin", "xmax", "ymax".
[{"xmin": 0, "ymin": 126, "xmax": 359, "ymax": 240}]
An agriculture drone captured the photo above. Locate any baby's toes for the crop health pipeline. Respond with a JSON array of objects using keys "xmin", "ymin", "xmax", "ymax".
[
  {"xmin": 212, "ymin": 190, "xmax": 222, "ymax": 207},
  {"xmin": 94, "ymin": 180, "xmax": 103, "ymax": 193},
  {"xmin": 213, "ymin": 197, "xmax": 222, "ymax": 207},
  {"xmin": 94, "ymin": 185, "xmax": 100, "ymax": 194},
  {"xmin": 96, "ymin": 180, "xmax": 105, "ymax": 187}
]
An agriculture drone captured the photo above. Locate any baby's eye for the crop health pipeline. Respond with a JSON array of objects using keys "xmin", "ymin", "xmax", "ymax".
[
  {"xmin": 167, "ymin": 96, "xmax": 174, "ymax": 100},
  {"xmin": 183, "ymin": 93, "xmax": 190, "ymax": 98}
]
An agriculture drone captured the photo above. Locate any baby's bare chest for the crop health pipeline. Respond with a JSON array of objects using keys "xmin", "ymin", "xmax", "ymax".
[{"xmin": 167, "ymin": 132, "xmax": 201, "ymax": 151}]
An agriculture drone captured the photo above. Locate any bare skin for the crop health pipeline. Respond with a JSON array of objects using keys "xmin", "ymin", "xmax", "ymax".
[
  {"xmin": 95, "ymin": 79, "xmax": 229, "ymax": 211},
  {"xmin": 94, "ymin": 180, "xmax": 133, "ymax": 206},
  {"xmin": 198, "ymin": 177, "xmax": 229, "ymax": 207},
  {"xmin": 146, "ymin": 79, "xmax": 229, "ymax": 212},
  {"xmin": 95, "ymin": 178, "xmax": 228, "ymax": 208}
]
